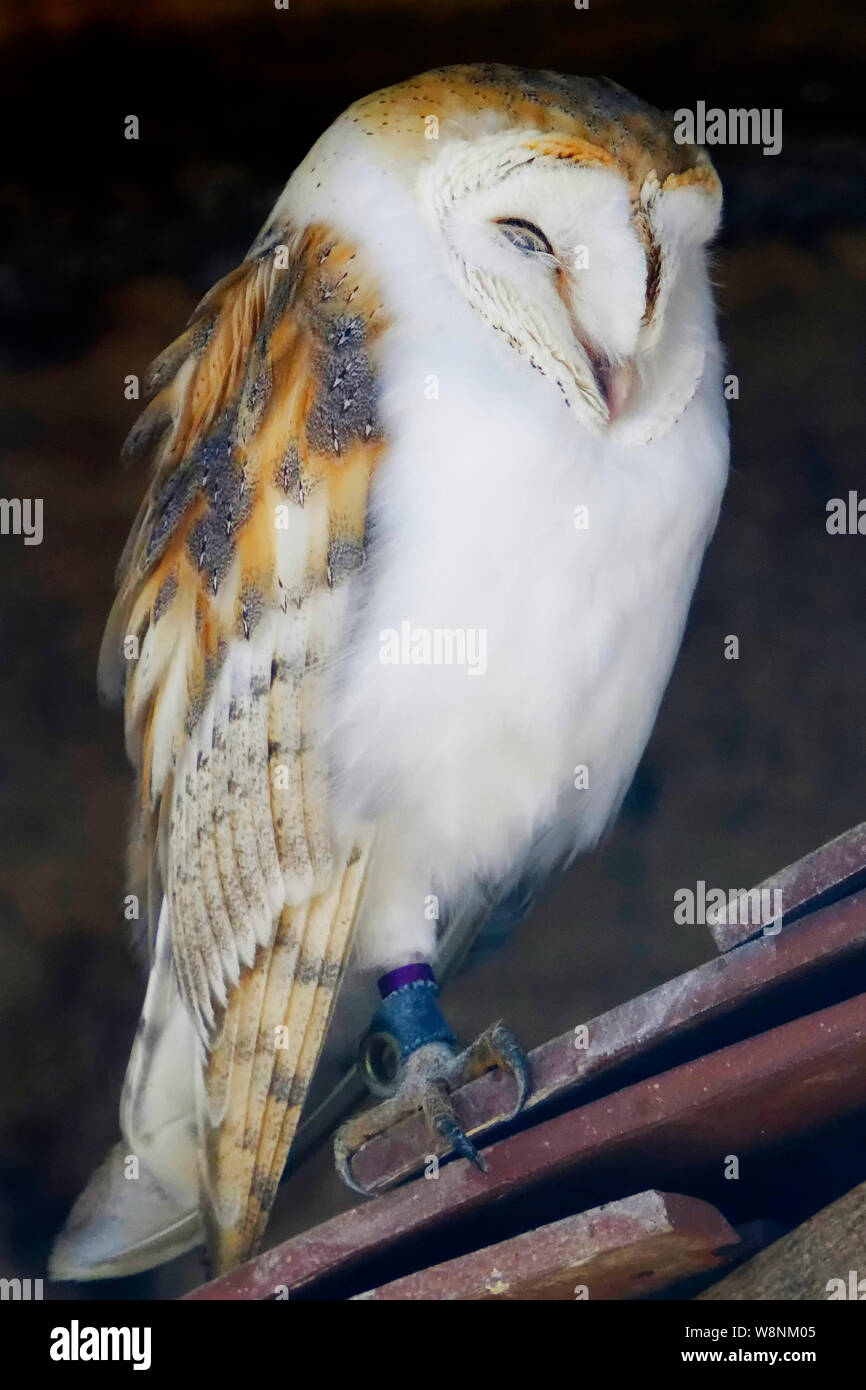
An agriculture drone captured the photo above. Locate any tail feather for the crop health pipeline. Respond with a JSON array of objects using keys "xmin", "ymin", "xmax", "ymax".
[
  {"xmin": 200, "ymin": 832, "xmax": 372, "ymax": 1274},
  {"xmin": 250, "ymin": 862, "xmax": 359, "ymax": 1253},
  {"xmin": 48, "ymin": 1142, "xmax": 202, "ymax": 1282}
]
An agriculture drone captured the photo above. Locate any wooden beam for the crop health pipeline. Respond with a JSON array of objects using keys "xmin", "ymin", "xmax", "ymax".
[
  {"xmin": 708, "ymin": 820, "xmax": 866, "ymax": 951},
  {"xmin": 187, "ymin": 991, "xmax": 866, "ymax": 1300},
  {"xmin": 354, "ymin": 1191, "xmax": 740, "ymax": 1300},
  {"xmin": 697, "ymin": 1179, "xmax": 866, "ymax": 1300},
  {"xmin": 351, "ymin": 887, "xmax": 866, "ymax": 1193}
]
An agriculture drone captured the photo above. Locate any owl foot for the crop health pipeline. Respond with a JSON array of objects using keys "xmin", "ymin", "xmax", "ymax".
[{"xmin": 334, "ymin": 963, "xmax": 531, "ymax": 1194}]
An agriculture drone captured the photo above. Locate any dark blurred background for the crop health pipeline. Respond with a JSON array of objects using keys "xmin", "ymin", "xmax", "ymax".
[{"xmin": 0, "ymin": 0, "xmax": 864, "ymax": 1298}]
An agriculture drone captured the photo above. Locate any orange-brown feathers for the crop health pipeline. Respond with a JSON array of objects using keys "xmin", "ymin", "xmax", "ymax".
[
  {"xmin": 354, "ymin": 64, "xmax": 720, "ymax": 200},
  {"xmin": 101, "ymin": 222, "xmax": 387, "ymax": 1271}
]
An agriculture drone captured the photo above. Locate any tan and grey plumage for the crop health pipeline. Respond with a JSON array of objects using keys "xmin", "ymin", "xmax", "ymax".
[
  {"xmin": 100, "ymin": 228, "xmax": 388, "ymax": 1271},
  {"xmin": 51, "ymin": 64, "xmax": 728, "ymax": 1280}
]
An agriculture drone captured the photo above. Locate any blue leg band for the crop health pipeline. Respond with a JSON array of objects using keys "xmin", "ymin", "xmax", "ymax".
[{"xmin": 370, "ymin": 974, "xmax": 456, "ymax": 1059}]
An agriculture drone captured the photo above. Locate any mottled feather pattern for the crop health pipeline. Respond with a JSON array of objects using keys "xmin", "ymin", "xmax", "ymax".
[
  {"xmin": 356, "ymin": 64, "xmax": 720, "ymax": 198},
  {"xmin": 199, "ymin": 836, "xmax": 371, "ymax": 1267},
  {"xmin": 100, "ymin": 221, "xmax": 387, "ymax": 1269},
  {"xmin": 49, "ymin": 62, "xmax": 730, "ymax": 1283}
]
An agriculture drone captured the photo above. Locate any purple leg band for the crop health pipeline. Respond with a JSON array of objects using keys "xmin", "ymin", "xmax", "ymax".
[{"xmin": 377, "ymin": 962, "xmax": 436, "ymax": 998}]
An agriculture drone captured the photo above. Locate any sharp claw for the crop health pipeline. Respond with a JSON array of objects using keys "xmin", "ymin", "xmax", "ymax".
[
  {"xmin": 332, "ymin": 1022, "xmax": 530, "ymax": 1193},
  {"xmin": 424, "ymin": 1081, "xmax": 488, "ymax": 1173},
  {"xmin": 488, "ymin": 1021, "xmax": 532, "ymax": 1118},
  {"xmin": 333, "ymin": 1128, "xmax": 376, "ymax": 1198},
  {"xmin": 435, "ymin": 1110, "xmax": 488, "ymax": 1172}
]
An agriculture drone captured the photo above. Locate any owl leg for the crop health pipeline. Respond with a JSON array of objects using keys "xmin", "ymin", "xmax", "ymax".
[{"xmin": 333, "ymin": 964, "xmax": 531, "ymax": 1195}]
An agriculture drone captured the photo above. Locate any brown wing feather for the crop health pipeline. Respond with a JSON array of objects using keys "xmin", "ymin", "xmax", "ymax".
[{"xmin": 102, "ymin": 218, "xmax": 388, "ymax": 1271}]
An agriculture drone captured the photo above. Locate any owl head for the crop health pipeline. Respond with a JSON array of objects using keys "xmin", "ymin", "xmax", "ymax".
[{"xmin": 268, "ymin": 64, "xmax": 723, "ymax": 447}]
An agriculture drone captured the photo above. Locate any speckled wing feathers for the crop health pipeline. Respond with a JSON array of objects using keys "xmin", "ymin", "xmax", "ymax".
[{"xmin": 102, "ymin": 222, "xmax": 387, "ymax": 1270}]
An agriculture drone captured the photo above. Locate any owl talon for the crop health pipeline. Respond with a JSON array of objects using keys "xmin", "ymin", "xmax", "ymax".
[
  {"xmin": 451, "ymin": 1020, "xmax": 531, "ymax": 1120},
  {"xmin": 422, "ymin": 1079, "xmax": 488, "ymax": 1173},
  {"xmin": 333, "ymin": 1021, "xmax": 530, "ymax": 1193},
  {"xmin": 333, "ymin": 1090, "xmax": 414, "ymax": 1196},
  {"xmin": 333, "ymin": 1135, "xmax": 374, "ymax": 1197}
]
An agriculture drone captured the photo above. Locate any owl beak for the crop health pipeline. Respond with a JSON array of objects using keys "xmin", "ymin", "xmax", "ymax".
[
  {"xmin": 603, "ymin": 362, "xmax": 635, "ymax": 424},
  {"xmin": 583, "ymin": 343, "xmax": 635, "ymax": 425}
]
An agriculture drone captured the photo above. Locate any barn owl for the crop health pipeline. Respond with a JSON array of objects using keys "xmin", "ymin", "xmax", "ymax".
[{"xmin": 50, "ymin": 63, "xmax": 728, "ymax": 1282}]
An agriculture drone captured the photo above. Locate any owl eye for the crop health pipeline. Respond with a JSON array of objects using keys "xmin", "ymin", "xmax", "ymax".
[{"xmin": 495, "ymin": 218, "xmax": 555, "ymax": 257}]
